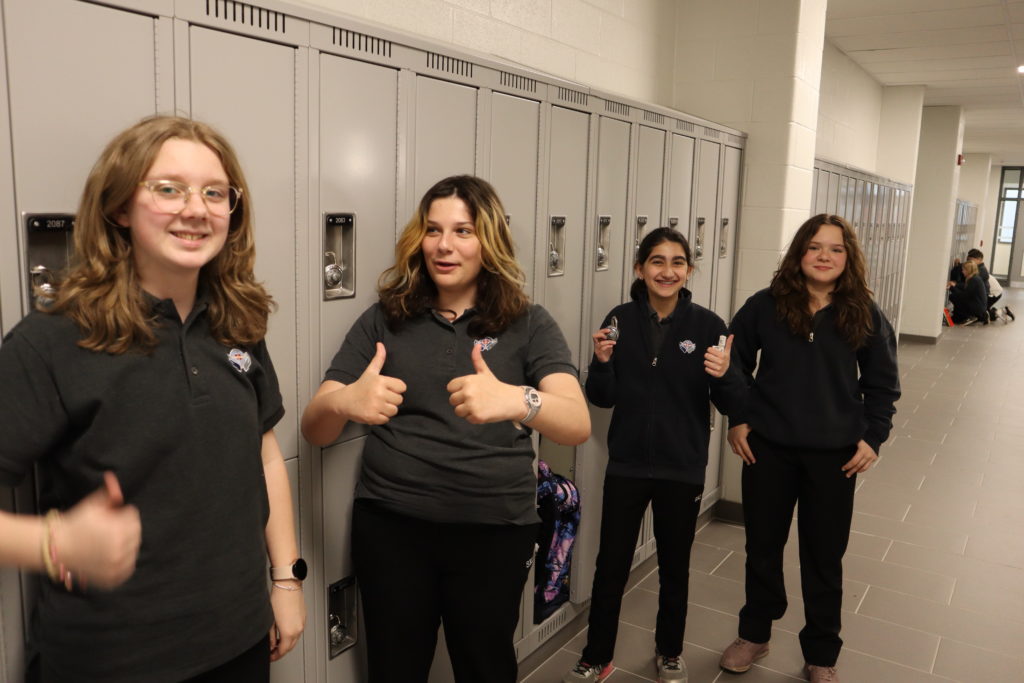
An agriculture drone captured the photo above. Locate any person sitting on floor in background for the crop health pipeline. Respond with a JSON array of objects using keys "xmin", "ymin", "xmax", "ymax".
[
  {"xmin": 947, "ymin": 261, "xmax": 988, "ymax": 326},
  {"xmin": 965, "ymin": 249, "xmax": 1014, "ymax": 322}
]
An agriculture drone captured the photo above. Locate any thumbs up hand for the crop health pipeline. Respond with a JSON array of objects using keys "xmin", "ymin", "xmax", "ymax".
[
  {"xmin": 447, "ymin": 343, "xmax": 523, "ymax": 424},
  {"xmin": 703, "ymin": 334, "xmax": 734, "ymax": 378},
  {"xmin": 57, "ymin": 472, "xmax": 141, "ymax": 589},
  {"xmin": 346, "ymin": 342, "xmax": 407, "ymax": 425}
]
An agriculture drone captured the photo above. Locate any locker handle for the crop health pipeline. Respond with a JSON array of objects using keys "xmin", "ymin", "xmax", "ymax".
[
  {"xmin": 695, "ymin": 217, "xmax": 705, "ymax": 260},
  {"xmin": 324, "ymin": 213, "xmax": 355, "ymax": 300},
  {"xmin": 635, "ymin": 215, "xmax": 648, "ymax": 259},
  {"xmin": 596, "ymin": 215, "xmax": 611, "ymax": 271},
  {"xmin": 719, "ymin": 217, "xmax": 729, "ymax": 259},
  {"xmin": 548, "ymin": 216, "xmax": 565, "ymax": 277}
]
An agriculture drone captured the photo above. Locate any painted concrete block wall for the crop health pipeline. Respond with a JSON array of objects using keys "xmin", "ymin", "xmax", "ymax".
[
  {"xmin": 673, "ymin": 0, "xmax": 825, "ymax": 313},
  {"xmin": 816, "ymin": 41, "xmax": 881, "ymax": 171},
  {"xmin": 958, "ymin": 153, "xmax": 994, "ymax": 250},
  {"xmin": 876, "ymin": 85, "xmax": 925, "ymax": 185},
  {"xmin": 902, "ymin": 106, "xmax": 964, "ymax": 339},
  {"xmin": 294, "ymin": 0, "xmax": 676, "ymax": 104}
]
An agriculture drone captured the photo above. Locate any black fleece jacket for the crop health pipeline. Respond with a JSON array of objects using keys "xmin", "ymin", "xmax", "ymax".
[
  {"xmin": 728, "ymin": 288, "xmax": 900, "ymax": 454},
  {"xmin": 585, "ymin": 290, "xmax": 746, "ymax": 485}
]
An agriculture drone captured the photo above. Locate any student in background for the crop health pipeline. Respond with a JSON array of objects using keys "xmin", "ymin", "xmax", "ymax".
[
  {"xmin": 718, "ymin": 214, "xmax": 900, "ymax": 683},
  {"xmin": 948, "ymin": 261, "xmax": 988, "ymax": 325},
  {"xmin": 0, "ymin": 116, "xmax": 305, "ymax": 682},
  {"xmin": 302, "ymin": 175, "xmax": 590, "ymax": 683}
]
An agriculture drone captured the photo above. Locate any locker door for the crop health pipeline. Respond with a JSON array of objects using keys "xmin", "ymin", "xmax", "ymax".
[
  {"xmin": 827, "ymin": 172, "xmax": 841, "ymax": 214},
  {"xmin": 487, "ymin": 92, "xmax": 540, "ymax": 296},
  {"xmin": 188, "ymin": 27, "xmax": 304, "ymax": 683},
  {"xmin": 542, "ymin": 106, "xmax": 590, "ymax": 369},
  {"xmin": 705, "ymin": 145, "xmax": 741, "ymax": 509},
  {"xmin": 414, "ymin": 76, "xmax": 477, "ymax": 201},
  {"xmin": 814, "ymin": 168, "xmax": 828, "ymax": 213},
  {"xmin": 317, "ymin": 53, "xmax": 400, "ymax": 683},
  {"xmin": 690, "ymin": 140, "xmax": 722, "ymax": 308},
  {"xmin": 667, "ymin": 133, "xmax": 695, "ymax": 252},
  {"xmin": 631, "ymin": 126, "xmax": 666, "ymax": 276},
  {"xmin": 572, "ymin": 115, "xmax": 631, "ymax": 601}
]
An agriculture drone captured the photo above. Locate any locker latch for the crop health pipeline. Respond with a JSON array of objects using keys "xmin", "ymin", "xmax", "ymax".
[
  {"xmin": 548, "ymin": 216, "xmax": 565, "ymax": 276},
  {"xmin": 635, "ymin": 215, "xmax": 648, "ymax": 259},
  {"xmin": 719, "ymin": 217, "xmax": 729, "ymax": 259},
  {"xmin": 324, "ymin": 213, "xmax": 355, "ymax": 300},
  {"xmin": 596, "ymin": 215, "xmax": 611, "ymax": 271},
  {"xmin": 695, "ymin": 216, "xmax": 705, "ymax": 260},
  {"xmin": 328, "ymin": 577, "xmax": 358, "ymax": 658}
]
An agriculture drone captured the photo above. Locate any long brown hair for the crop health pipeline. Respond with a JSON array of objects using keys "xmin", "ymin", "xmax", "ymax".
[
  {"xmin": 46, "ymin": 116, "xmax": 273, "ymax": 353},
  {"xmin": 770, "ymin": 214, "xmax": 873, "ymax": 348},
  {"xmin": 378, "ymin": 175, "xmax": 529, "ymax": 336}
]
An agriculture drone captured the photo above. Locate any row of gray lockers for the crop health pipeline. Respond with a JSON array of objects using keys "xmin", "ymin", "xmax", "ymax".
[
  {"xmin": 0, "ymin": 1, "xmax": 746, "ymax": 682},
  {"xmin": 812, "ymin": 160, "xmax": 914, "ymax": 328}
]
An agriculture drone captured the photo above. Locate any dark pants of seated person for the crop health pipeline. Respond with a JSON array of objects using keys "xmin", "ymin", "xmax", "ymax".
[{"xmin": 988, "ymin": 294, "xmax": 1002, "ymax": 321}]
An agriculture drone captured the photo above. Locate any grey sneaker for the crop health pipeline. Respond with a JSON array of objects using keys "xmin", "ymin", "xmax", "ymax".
[
  {"xmin": 656, "ymin": 652, "xmax": 688, "ymax": 682},
  {"xmin": 804, "ymin": 663, "xmax": 840, "ymax": 682},
  {"xmin": 719, "ymin": 637, "xmax": 769, "ymax": 673},
  {"xmin": 563, "ymin": 659, "xmax": 613, "ymax": 682}
]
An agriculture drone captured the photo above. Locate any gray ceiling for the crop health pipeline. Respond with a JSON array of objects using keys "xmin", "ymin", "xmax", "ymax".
[{"xmin": 826, "ymin": 0, "xmax": 1024, "ymax": 165}]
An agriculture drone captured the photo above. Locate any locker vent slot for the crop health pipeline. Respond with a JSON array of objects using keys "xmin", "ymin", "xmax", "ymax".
[
  {"xmin": 557, "ymin": 87, "xmax": 588, "ymax": 106},
  {"xmin": 604, "ymin": 100, "xmax": 630, "ymax": 116},
  {"xmin": 206, "ymin": 0, "xmax": 287, "ymax": 33},
  {"xmin": 499, "ymin": 71, "xmax": 537, "ymax": 93},
  {"xmin": 427, "ymin": 52, "xmax": 474, "ymax": 78},
  {"xmin": 332, "ymin": 28, "xmax": 393, "ymax": 57},
  {"xmin": 537, "ymin": 607, "xmax": 570, "ymax": 640},
  {"xmin": 676, "ymin": 120, "xmax": 695, "ymax": 133},
  {"xmin": 703, "ymin": 127, "xmax": 721, "ymax": 139},
  {"xmin": 643, "ymin": 111, "xmax": 665, "ymax": 125}
]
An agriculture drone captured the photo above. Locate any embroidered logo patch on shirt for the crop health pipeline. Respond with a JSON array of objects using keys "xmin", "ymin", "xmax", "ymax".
[
  {"xmin": 227, "ymin": 348, "xmax": 252, "ymax": 373},
  {"xmin": 679, "ymin": 340, "xmax": 696, "ymax": 354},
  {"xmin": 475, "ymin": 337, "xmax": 498, "ymax": 351}
]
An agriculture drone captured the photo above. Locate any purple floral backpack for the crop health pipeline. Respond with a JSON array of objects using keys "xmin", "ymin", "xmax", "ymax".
[{"xmin": 534, "ymin": 460, "xmax": 581, "ymax": 623}]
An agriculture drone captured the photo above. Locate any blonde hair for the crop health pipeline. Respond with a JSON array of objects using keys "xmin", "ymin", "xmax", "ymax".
[
  {"xmin": 962, "ymin": 261, "xmax": 978, "ymax": 280},
  {"xmin": 47, "ymin": 115, "xmax": 273, "ymax": 353},
  {"xmin": 378, "ymin": 175, "xmax": 529, "ymax": 336}
]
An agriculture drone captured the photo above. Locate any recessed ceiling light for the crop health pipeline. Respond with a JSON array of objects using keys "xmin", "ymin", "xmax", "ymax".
[{"xmin": 1018, "ymin": 65, "xmax": 1024, "ymax": 73}]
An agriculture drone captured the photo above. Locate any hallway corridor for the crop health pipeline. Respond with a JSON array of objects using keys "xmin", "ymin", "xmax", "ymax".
[{"xmin": 523, "ymin": 288, "xmax": 1024, "ymax": 682}]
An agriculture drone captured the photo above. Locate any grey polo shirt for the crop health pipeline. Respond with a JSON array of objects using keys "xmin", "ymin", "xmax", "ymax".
[
  {"xmin": 0, "ymin": 297, "xmax": 283, "ymax": 682},
  {"xmin": 326, "ymin": 303, "xmax": 576, "ymax": 526}
]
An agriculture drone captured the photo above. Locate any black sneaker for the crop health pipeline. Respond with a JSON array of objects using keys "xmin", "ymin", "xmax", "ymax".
[
  {"xmin": 1007, "ymin": 306, "xmax": 1016, "ymax": 321},
  {"xmin": 563, "ymin": 660, "xmax": 613, "ymax": 682}
]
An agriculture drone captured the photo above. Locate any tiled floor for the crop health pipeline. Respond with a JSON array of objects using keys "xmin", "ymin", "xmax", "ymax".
[{"xmin": 522, "ymin": 289, "xmax": 1024, "ymax": 682}]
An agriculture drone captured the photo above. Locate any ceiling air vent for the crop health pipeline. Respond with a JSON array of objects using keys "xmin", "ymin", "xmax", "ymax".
[
  {"xmin": 332, "ymin": 28, "xmax": 392, "ymax": 57},
  {"xmin": 557, "ymin": 87, "xmax": 588, "ymax": 106},
  {"xmin": 499, "ymin": 71, "xmax": 537, "ymax": 93},
  {"xmin": 604, "ymin": 100, "xmax": 630, "ymax": 116},
  {"xmin": 427, "ymin": 52, "xmax": 473, "ymax": 78},
  {"xmin": 206, "ymin": 0, "xmax": 286, "ymax": 33}
]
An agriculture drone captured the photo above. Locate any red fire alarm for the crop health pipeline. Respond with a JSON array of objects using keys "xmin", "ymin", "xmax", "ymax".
[{"xmin": 957, "ymin": 153, "xmax": 965, "ymax": 165}]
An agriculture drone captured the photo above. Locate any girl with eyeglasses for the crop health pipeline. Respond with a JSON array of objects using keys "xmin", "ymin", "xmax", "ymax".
[
  {"xmin": 565, "ymin": 227, "xmax": 743, "ymax": 683},
  {"xmin": 0, "ymin": 115, "xmax": 304, "ymax": 681},
  {"xmin": 717, "ymin": 214, "xmax": 900, "ymax": 683},
  {"xmin": 302, "ymin": 175, "xmax": 590, "ymax": 682}
]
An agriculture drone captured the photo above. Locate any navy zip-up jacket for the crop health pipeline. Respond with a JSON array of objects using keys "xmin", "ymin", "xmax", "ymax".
[
  {"xmin": 585, "ymin": 290, "xmax": 746, "ymax": 485},
  {"xmin": 728, "ymin": 288, "xmax": 900, "ymax": 454}
]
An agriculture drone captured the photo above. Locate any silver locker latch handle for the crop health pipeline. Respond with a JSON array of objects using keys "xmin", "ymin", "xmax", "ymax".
[
  {"xmin": 719, "ymin": 217, "xmax": 730, "ymax": 259},
  {"xmin": 548, "ymin": 216, "xmax": 565, "ymax": 276},
  {"xmin": 668, "ymin": 216, "xmax": 679, "ymax": 227},
  {"xmin": 635, "ymin": 215, "xmax": 648, "ymax": 258},
  {"xmin": 324, "ymin": 213, "xmax": 355, "ymax": 300},
  {"xmin": 695, "ymin": 216, "xmax": 705, "ymax": 260},
  {"xmin": 596, "ymin": 215, "xmax": 611, "ymax": 271}
]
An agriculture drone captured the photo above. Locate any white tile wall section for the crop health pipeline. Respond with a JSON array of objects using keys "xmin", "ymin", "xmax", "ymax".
[
  {"xmin": 958, "ymin": 153, "xmax": 994, "ymax": 246},
  {"xmin": 582, "ymin": 0, "xmax": 623, "ymax": 16},
  {"xmin": 519, "ymin": 32, "xmax": 576, "ymax": 77},
  {"xmin": 736, "ymin": 248, "xmax": 786, "ymax": 292},
  {"xmin": 366, "ymin": 0, "xmax": 456, "ymax": 41},
  {"xmin": 491, "ymin": 0, "xmax": 551, "ymax": 35},
  {"xmin": 876, "ymin": 85, "xmax": 925, "ymax": 183},
  {"xmin": 452, "ymin": 8, "xmax": 521, "ymax": 62},
  {"xmin": 551, "ymin": 0, "xmax": 601, "ymax": 52},
  {"xmin": 756, "ymin": 0, "xmax": 800, "ymax": 36},
  {"xmin": 752, "ymin": 33, "xmax": 799, "ymax": 79},
  {"xmin": 447, "ymin": 0, "xmax": 489, "ymax": 12},
  {"xmin": 816, "ymin": 41, "xmax": 882, "ymax": 170}
]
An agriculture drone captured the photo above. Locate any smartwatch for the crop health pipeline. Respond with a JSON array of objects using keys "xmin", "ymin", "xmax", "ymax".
[
  {"xmin": 521, "ymin": 386, "xmax": 542, "ymax": 424},
  {"xmin": 270, "ymin": 558, "xmax": 308, "ymax": 582}
]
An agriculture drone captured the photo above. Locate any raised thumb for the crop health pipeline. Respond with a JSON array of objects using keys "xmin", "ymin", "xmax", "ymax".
[
  {"xmin": 471, "ymin": 342, "xmax": 490, "ymax": 374},
  {"xmin": 101, "ymin": 471, "xmax": 125, "ymax": 507},
  {"xmin": 365, "ymin": 342, "xmax": 387, "ymax": 375}
]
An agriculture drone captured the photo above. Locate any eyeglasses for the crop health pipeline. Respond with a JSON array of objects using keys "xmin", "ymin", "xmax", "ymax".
[{"xmin": 138, "ymin": 179, "xmax": 242, "ymax": 217}]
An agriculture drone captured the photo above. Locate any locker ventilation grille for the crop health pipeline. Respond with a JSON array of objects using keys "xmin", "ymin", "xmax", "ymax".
[
  {"xmin": 644, "ymin": 111, "xmax": 666, "ymax": 125},
  {"xmin": 332, "ymin": 28, "xmax": 393, "ymax": 57},
  {"xmin": 537, "ymin": 607, "xmax": 570, "ymax": 641},
  {"xmin": 703, "ymin": 127, "xmax": 721, "ymax": 139},
  {"xmin": 604, "ymin": 100, "xmax": 630, "ymax": 116},
  {"xmin": 499, "ymin": 71, "xmax": 537, "ymax": 93},
  {"xmin": 206, "ymin": 0, "xmax": 286, "ymax": 33},
  {"xmin": 427, "ymin": 53, "xmax": 473, "ymax": 78},
  {"xmin": 557, "ymin": 87, "xmax": 588, "ymax": 106},
  {"xmin": 676, "ymin": 120, "xmax": 695, "ymax": 133}
]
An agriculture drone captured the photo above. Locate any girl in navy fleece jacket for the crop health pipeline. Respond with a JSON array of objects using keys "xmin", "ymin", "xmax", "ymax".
[
  {"xmin": 718, "ymin": 214, "xmax": 900, "ymax": 683},
  {"xmin": 565, "ymin": 228, "xmax": 744, "ymax": 683}
]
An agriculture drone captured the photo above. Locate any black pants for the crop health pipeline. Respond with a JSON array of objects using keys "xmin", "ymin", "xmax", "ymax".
[
  {"xmin": 988, "ymin": 294, "xmax": 1002, "ymax": 320},
  {"xmin": 352, "ymin": 500, "xmax": 538, "ymax": 683},
  {"xmin": 582, "ymin": 474, "xmax": 703, "ymax": 665},
  {"xmin": 39, "ymin": 634, "xmax": 269, "ymax": 683},
  {"xmin": 738, "ymin": 433, "xmax": 856, "ymax": 667}
]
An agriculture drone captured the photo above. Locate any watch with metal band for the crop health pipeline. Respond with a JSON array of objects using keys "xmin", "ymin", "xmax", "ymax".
[
  {"xmin": 270, "ymin": 558, "xmax": 308, "ymax": 582},
  {"xmin": 520, "ymin": 386, "xmax": 542, "ymax": 424}
]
